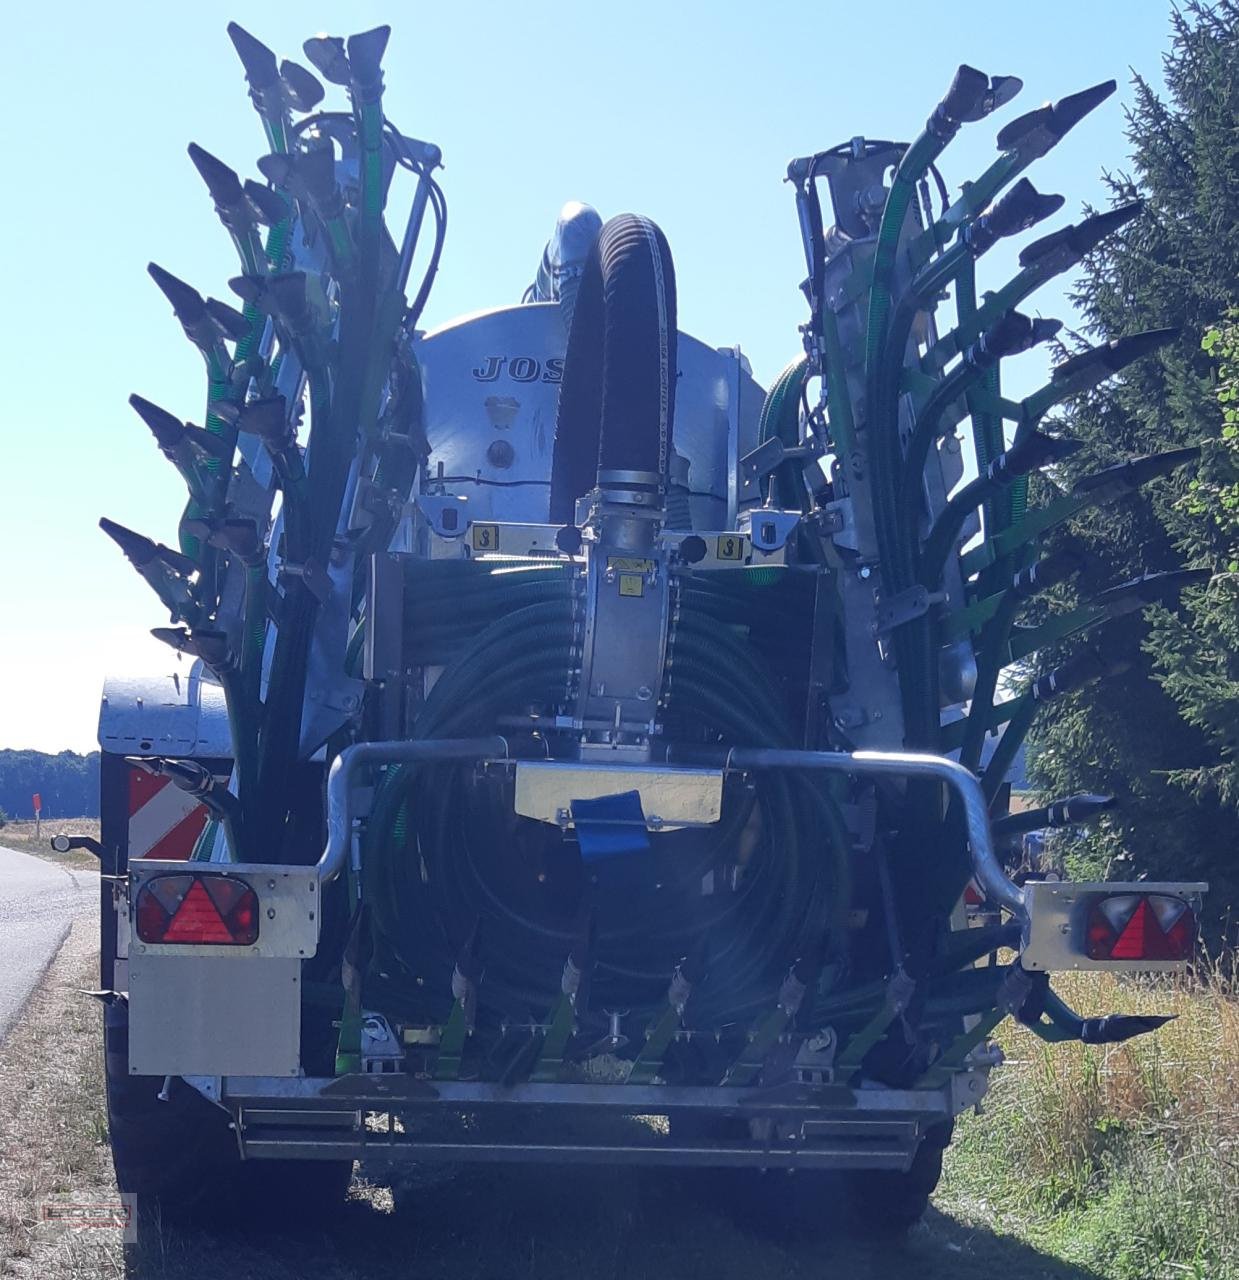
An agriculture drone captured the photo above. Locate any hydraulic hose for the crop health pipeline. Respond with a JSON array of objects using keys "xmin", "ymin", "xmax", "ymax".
[
  {"xmin": 550, "ymin": 214, "xmax": 678, "ymax": 520},
  {"xmin": 757, "ymin": 356, "xmax": 810, "ymax": 509}
]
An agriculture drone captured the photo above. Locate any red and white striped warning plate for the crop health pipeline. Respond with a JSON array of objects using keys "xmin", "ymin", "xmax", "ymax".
[{"xmin": 127, "ymin": 767, "xmax": 210, "ymax": 861}]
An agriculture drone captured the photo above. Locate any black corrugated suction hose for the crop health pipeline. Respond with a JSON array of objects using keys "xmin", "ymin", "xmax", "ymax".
[{"xmin": 549, "ymin": 214, "xmax": 678, "ymax": 522}]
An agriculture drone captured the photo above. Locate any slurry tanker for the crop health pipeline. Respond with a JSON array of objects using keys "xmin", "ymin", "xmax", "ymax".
[{"xmin": 76, "ymin": 23, "xmax": 1207, "ymax": 1228}]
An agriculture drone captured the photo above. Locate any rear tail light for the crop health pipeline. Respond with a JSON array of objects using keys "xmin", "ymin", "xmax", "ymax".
[
  {"xmin": 135, "ymin": 873, "xmax": 259, "ymax": 945},
  {"xmin": 1086, "ymin": 892, "xmax": 1196, "ymax": 962}
]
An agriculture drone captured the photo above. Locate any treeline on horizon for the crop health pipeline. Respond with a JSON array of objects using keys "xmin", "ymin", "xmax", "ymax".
[{"xmin": 0, "ymin": 749, "xmax": 99, "ymax": 819}]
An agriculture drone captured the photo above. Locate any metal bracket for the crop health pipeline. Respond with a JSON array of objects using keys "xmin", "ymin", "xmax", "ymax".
[
  {"xmin": 873, "ymin": 585, "xmax": 945, "ymax": 635},
  {"xmin": 739, "ymin": 437, "xmax": 822, "ymax": 485},
  {"xmin": 414, "ymin": 492, "xmax": 470, "ymax": 539},
  {"xmin": 279, "ymin": 557, "xmax": 333, "ymax": 604},
  {"xmin": 575, "ymin": 537, "xmax": 671, "ymax": 738},
  {"xmin": 737, "ymin": 508, "xmax": 801, "ymax": 554}
]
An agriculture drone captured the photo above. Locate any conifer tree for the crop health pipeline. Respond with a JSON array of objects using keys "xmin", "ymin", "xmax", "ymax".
[{"xmin": 1025, "ymin": 0, "xmax": 1239, "ymax": 928}]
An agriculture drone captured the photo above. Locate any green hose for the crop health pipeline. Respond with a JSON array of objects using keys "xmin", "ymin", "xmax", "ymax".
[{"xmin": 757, "ymin": 356, "xmax": 810, "ymax": 509}]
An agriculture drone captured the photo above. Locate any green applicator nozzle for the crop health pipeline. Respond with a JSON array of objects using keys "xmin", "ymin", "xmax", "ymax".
[
  {"xmin": 966, "ymin": 178, "xmax": 1064, "ymax": 254},
  {"xmin": 1093, "ymin": 567, "xmax": 1212, "ymax": 614},
  {"xmin": 930, "ymin": 65, "xmax": 995, "ymax": 137},
  {"xmin": 219, "ymin": 517, "xmax": 266, "ymax": 564},
  {"xmin": 180, "ymin": 421, "xmax": 233, "ymax": 463},
  {"xmin": 243, "ymin": 179, "xmax": 289, "ymax": 226},
  {"xmin": 231, "ymin": 271, "xmax": 318, "ymax": 339},
  {"xmin": 1032, "ymin": 640, "xmax": 1131, "ymax": 702},
  {"xmin": 235, "ymin": 395, "xmax": 294, "ymax": 448},
  {"xmin": 100, "ymin": 517, "xmax": 197, "ymax": 578},
  {"xmin": 994, "ymin": 793, "xmax": 1115, "ymax": 838},
  {"xmin": 1011, "ymin": 549, "xmax": 1087, "ymax": 598},
  {"xmin": 148, "ymin": 262, "xmax": 208, "ymax": 327},
  {"xmin": 301, "ymin": 34, "xmax": 350, "ymax": 86},
  {"xmin": 1054, "ymin": 326, "xmax": 1181, "ymax": 384},
  {"xmin": 967, "ymin": 310, "xmax": 1062, "ymax": 368},
  {"xmin": 205, "ymin": 297, "xmax": 250, "ymax": 343},
  {"xmin": 257, "ymin": 145, "xmax": 348, "ymax": 231},
  {"xmin": 997, "ymin": 79, "xmax": 1116, "ymax": 156},
  {"xmin": 227, "ymin": 22, "xmax": 292, "ymax": 154},
  {"xmin": 990, "ymin": 431, "xmax": 1082, "ymax": 484},
  {"xmin": 129, "ymin": 394, "xmax": 185, "ymax": 455},
  {"xmin": 227, "ymin": 22, "xmax": 279, "ymax": 94},
  {"xmin": 278, "ymin": 59, "xmax": 324, "ymax": 112},
  {"xmin": 187, "ymin": 144, "xmax": 249, "ymax": 229},
  {"xmin": 130, "ymin": 394, "xmax": 231, "ymax": 462},
  {"xmin": 1019, "ymin": 200, "xmax": 1143, "ymax": 270},
  {"xmin": 151, "ymin": 626, "xmax": 193, "ymax": 654},
  {"xmin": 148, "ymin": 263, "xmax": 228, "ymax": 362},
  {"xmin": 1072, "ymin": 444, "xmax": 1201, "ymax": 496},
  {"xmin": 345, "ymin": 26, "xmax": 391, "ymax": 100}
]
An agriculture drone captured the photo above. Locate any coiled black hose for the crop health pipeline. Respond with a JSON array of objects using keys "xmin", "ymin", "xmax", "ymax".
[{"xmin": 362, "ymin": 564, "xmax": 850, "ymax": 1031}]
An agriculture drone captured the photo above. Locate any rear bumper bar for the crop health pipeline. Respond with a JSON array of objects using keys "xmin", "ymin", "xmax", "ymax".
[{"xmin": 203, "ymin": 1074, "xmax": 973, "ymax": 1172}]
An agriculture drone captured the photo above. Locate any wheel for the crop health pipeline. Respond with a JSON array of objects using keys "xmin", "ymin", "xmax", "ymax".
[
  {"xmin": 104, "ymin": 1004, "xmax": 352, "ymax": 1222},
  {"xmin": 839, "ymin": 1119, "xmax": 953, "ymax": 1235},
  {"xmin": 667, "ymin": 1113, "xmax": 952, "ymax": 1238}
]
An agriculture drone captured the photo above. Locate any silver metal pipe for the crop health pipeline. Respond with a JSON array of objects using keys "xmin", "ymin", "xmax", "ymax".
[
  {"xmin": 719, "ymin": 747, "xmax": 1026, "ymax": 921},
  {"xmin": 396, "ymin": 169, "xmax": 433, "ymax": 298},
  {"xmin": 317, "ymin": 737, "xmax": 509, "ymax": 884},
  {"xmin": 318, "ymin": 739, "xmax": 1022, "ymax": 919}
]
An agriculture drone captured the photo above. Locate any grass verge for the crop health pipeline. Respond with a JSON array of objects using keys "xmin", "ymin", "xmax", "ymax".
[
  {"xmin": 0, "ymin": 915, "xmax": 121, "ymax": 1278},
  {"xmin": 939, "ymin": 963, "xmax": 1238, "ymax": 1280},
  {"xmin": 0, "ymin": 818, "xmax": 101, "ymax": 870}
]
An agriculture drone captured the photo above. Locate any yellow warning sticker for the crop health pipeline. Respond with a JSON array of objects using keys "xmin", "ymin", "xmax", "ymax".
[
  {"xmin": 618, "ymin": 573, "xmax": 645, "ymax": 597},
  {"xmin": 471, "ymin": 523, "xmax": 499, "ymax": 551},
  {"xmin": 608, "ymin": 556, "xmax": 653, "ymax": 573},
  {"xmin": 716, "ymin": 534, "xmax": 745, "ymax": 561}
]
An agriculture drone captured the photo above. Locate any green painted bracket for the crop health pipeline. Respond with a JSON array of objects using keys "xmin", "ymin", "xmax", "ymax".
[
  {"xmin": 939, "ymin": 696, "xmax": 1022, "ymax": 751},
  {"xmin": 530, "ymin": 994, "xmax": 576, "ymax": 1083},
  {"xmin": 629, "ymin": 1002, "xmax": 685, "ymax": 1085},
  {"xmin": 433, "ymin": 999, "xmax": 469, "ymax": 1081},
  {"xmin": 960, "ymin": 490, "xmax": 1086, "ymax": 576},
  {"xmin": 835, "ymin": 970, "xmax": 916, "ymax": 1077},
  {"xmin": 720, "ymin": 1008, "xmax": 791, "ymax": 1088},
  {"xmin": 915, "ymin": 1007, "xmax": 1007, "ymax": 1088}
]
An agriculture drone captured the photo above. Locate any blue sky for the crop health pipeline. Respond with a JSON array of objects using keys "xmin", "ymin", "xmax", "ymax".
[{"xmin": 0, "ymin": 1, "xmax": 1176, "ymax": 752}]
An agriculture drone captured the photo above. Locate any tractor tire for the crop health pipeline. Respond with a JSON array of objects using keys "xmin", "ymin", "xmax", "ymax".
[
  {"xmin": 667, "ymin": 1113, "xmax": 951, "ymax": 1238},
  {"xmin": 839, "ymin": 1119, "xmax": 953, "ymax": 1235},
  {"xmin": 104, "ymin": 1005, "xmax": 352, "ymax": 1222}
]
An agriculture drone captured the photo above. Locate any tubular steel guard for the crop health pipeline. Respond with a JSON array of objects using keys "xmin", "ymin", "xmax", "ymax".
[
  {"xmin": 318, "ymin": 740, "xmax": 1022, "ymax": 920},
  {"xmin": 318, "ymin": 736, "xmax": 511, "ymax": 884},
  {"xmin": 696, "ymin": 747, "xmax": 1026, "ymax": 922}
]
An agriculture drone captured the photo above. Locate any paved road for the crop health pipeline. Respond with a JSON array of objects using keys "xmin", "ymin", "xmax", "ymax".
[{"xmin": 0, "ymin": 846, "xmax": 98, "ymax": 1040}]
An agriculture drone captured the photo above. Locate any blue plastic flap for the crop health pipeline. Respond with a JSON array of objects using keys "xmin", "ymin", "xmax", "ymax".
[{"xmin": 571, "ymin": 790, "xmax": 651, "ymax": 862}]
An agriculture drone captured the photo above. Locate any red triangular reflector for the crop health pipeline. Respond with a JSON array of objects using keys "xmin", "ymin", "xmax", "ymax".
[
  {"xmin": 1110, "ymin": 898, "xmax": 1168, "ymax": 960},
  {"xmin": 163, "ymin": 878, "xmax": 233, "ymax": 944}
]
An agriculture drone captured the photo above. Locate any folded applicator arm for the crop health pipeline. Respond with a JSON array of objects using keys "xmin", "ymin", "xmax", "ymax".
[{"xmin": 1015, "ymin": 971, "xmax": 1175, "ymax": 1045}]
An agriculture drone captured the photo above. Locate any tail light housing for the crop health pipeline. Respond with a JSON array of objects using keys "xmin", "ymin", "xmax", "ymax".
[
  {"xmin": 135, "ymin": 872, "xmax": 259, "ymax": 946},
  {"xmin": 1086, "ymin": 892, "xmax": 1196, "ymax": 962}
]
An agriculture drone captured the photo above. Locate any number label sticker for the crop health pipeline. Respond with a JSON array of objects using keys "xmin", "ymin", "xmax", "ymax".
[
  {"xmin": 471, "ymin": 523, "xmax": 499, "ymax": 551},
  {"xmin": 716, "ymin": 534, "xmax": 744, "ymax": 561}
]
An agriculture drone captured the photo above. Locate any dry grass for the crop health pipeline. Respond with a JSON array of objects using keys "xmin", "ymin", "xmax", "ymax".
[
  {"xmin": 0, "ymin": 818, "xmax": 101, "ymax": 870},
  {"xmin": 0, "ymin": 913, "xmax": 123, "ymax": 1278},
  {"xmin": 942, "ymin": 960, "xmax": 1239, "ymax": 1279}
]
